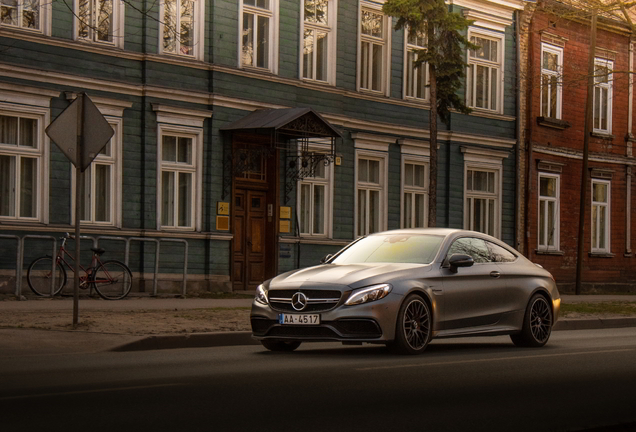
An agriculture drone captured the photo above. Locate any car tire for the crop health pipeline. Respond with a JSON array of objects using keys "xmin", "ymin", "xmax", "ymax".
[
  {"xmin": 261, "ymin": 340, "xmax": 302, "ymax": 352},
  {"xmin": 511, "ymin": 293, "xmax": 553, "ymax": 348},
  {"xmin": 390, "ymin": 294, "xmax": 432, "ymax": 355}
]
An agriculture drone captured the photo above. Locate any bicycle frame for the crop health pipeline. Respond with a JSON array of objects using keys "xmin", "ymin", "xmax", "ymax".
[{"xmin": 54, "ymin": 237, "xmax": 103, "ymax": 286}]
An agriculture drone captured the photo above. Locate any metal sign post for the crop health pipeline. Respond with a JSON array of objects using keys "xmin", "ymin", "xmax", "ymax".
[{"xmin": 46, "ymin": 92, "xmax": 115, "ymax": 327}]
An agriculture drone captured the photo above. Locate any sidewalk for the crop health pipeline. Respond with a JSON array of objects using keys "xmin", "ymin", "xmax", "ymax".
[{"xmin": 0, "ymin": 294, "xmax": 635, "ymax": 357}]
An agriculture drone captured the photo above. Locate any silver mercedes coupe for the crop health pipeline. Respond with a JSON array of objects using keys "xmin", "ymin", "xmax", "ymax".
[{"xmin": 251, "ymin": 228, "xmax": 560, "ymax": 355}]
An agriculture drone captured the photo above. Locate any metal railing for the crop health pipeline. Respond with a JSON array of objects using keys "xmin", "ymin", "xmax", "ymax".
[{"xmin": 2, "ymin": 233, "xmax": 189, "ymax": 298}]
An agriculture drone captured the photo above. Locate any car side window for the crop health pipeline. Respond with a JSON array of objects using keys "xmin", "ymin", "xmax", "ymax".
[
  {"xmin": 446, "ymin": 237, "xmax": 491, "ymax": 264},
  {"xmin": 487, "ymin": 241, "xmax": 517, "ymax": 263}
]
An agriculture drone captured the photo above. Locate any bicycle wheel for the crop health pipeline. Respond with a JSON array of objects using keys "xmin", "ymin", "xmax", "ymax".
[
  {"xmin": 27, "ymin": 256, "xmax": 67, "ymax": 297},
  {"xmin": 92, "ymin": 260, "xmax": 132, "ymax": 300}
]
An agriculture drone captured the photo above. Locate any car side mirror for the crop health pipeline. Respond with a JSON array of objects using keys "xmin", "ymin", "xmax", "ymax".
[
  {"xmin": 447, "ymin": 254, "xmax": 474, "ymax": 273},
  {"xmin": 321, "ymin": 254, "xmax": 334, "ymax": 264}
]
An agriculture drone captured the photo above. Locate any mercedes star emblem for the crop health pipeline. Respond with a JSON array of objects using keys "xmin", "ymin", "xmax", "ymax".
[{"xmin": 291, "ymin": 292, "xmax": 308, "ymax": 311}]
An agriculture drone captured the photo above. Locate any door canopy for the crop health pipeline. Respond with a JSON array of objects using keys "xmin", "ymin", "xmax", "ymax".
[{"xmin": 222, "ymin": 108, "xmax": 342, "ymax": 202}]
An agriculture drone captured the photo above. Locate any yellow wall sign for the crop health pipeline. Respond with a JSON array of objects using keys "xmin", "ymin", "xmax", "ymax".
[
  {"xmin": 280, "ymin": 206, "xmax": 291, "ymax": 219},
  {"xmin": 216, "ymin": 216, "xmax": 230, "ymax": 231},
  {"xmin": 279, "ymin": 220, "xmax": 291, "ymax": 233},
  {"xmin": 217, "ymin": 202, "xmax": 230, "ymax": 215}
]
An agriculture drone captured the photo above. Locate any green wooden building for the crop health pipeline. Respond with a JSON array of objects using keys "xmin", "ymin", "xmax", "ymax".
[{"xmin": 0, "ymin": 0, "xmax": 524, "ymax": 294}]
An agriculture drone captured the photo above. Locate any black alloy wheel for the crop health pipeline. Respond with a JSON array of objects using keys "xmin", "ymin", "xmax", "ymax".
[
  {"xmin": 511, "ymin": 293, "xmax": 553, "ymax": 347},
  {"xmin": 391, "ymin": 294, "xmax": 432, "ymax": 355}
]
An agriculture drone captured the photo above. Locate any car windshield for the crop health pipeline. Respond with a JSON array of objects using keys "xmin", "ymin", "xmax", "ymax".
[{"xmin": 331, "ymin": 234, "xmax": 444, "ymax": 265}]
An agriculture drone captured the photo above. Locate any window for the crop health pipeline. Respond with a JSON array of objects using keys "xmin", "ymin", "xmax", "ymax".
[
  {"xmin": 402, "ymin": 159, "xmax": 428, "ymax": 228},
  {"xmin": 241, "ymin": 0, "xmax": 277, "ymax": 72},
  {"xmin": 464, "ymin": 168, "xmax": 498, "ymax": 237},
  {"xmin": 0, "ymin": 111, "xmax": 41, "ymax": 220},
  {"xmin": 591, "ymin": 179, "xmax": 610, "ymax": 253},
  {"xmin": 541, "ymin": 44, "xmax": 563, "ymax": 120},
  {"xmin": 1, "ymin": 0, "xmax": 41, "ymax": 31},
  {"xmin": 447, "ymin": 237, "xmax": 491, "ymax": 263},
  {"xmin": 75, "ymin": 130, "xmax": 117, "ymax": 225},
  {"xmin": 593, "ymin": 58, "xmax": 613, "ymax": 134},
  {"xmin": 356, "ymin": 153, "xmax": 386, "ymax": 236},
  {"xmin": 359, "ymin": 4, "xmax": 389, "ymax": 94},
  {"xmin": 405, "ymin": 30, "xmax": 428, "ymax": 100},
  {"xmin": 159, "ymin": 133, "xmax": 198, "ymax": 229},
  {"xmin": 161, "ymin": 0, "xmax": 202, "ymax": 58},
  {"xmin": 538, "ymin": 173, "xmax": 559, "ymax": 250},
  {"xmin": 467, "ymin": 31, "xmax": 502, "ymax": 112},
  {"xmin": 301, "ymin": 0, "xmax": 336, "ymax": 84},
  {"xmin": 76, "ymin": 0, "xmax": 122, "ymax": 46},
  {"xmin": 298, "ymin": 146, "xmax": 333, "ymax": 237}
]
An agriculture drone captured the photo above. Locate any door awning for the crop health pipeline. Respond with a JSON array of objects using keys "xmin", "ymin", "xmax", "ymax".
[{"xmin": 221, "ymin": 107, "xmax": 342, "ymax": 139}]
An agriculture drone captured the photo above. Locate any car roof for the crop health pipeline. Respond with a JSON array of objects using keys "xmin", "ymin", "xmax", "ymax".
[{"xmin": 370, "ymin": 228, "xmax": 466, "ymax": 237}]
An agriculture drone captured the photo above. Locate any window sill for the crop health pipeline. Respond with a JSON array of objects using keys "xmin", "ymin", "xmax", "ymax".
[
  {"xmin": 535, "ymin": 249, "xmax": 564, "ymax": 256},
  {"xmin": 537, "ymin": 117, "xmax": 570, "ymax": 130},
  {"xmin": 588, "ymin": 252, "xmax": 615, "ymax": 258},
  {"xmin": 591, "ymin": 132, "xmax": 615, "ymax": 140}
]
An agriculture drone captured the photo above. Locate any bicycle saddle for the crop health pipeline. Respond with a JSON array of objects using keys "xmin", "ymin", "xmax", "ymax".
[{"xmin": 91, "ymin": 247, "xmax": 106, "ymax": 256}]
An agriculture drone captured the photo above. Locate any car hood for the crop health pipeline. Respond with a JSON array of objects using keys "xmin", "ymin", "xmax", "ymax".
[{"xmin": 267, "ymin": 262, "xmax": 430, "ymax": 290}]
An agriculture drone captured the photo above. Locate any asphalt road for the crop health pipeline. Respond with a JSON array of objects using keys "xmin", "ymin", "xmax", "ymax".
[{"xmin": 1, "ymin": 328, "xmax": 635, "ymax": 432}]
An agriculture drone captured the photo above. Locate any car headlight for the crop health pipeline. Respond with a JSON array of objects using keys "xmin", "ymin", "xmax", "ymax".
[
  {"xmin": 255, "ymin": 284, "xmax": 268, "ymax": 305},
  {"xmin": 345, "ymin": 284, "xmax": 392, "ymax": 306}
]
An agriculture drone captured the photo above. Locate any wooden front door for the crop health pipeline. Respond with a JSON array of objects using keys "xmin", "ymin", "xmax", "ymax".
[{"xmin": 233, "ymin": 189, "xmax": 268, "ymax": 291}]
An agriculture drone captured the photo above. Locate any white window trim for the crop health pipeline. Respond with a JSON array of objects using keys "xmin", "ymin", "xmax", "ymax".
[
  {"xmin": 295, "ymin": 140, "xmax": 334, "ymax": 238},
  {"xmin": 299, "ymin": 0, "xmax": 337, "ymax": 86},
  {"xmin": 403, "ymin": 29, "xmax": 429, "ymax": 102},
  {"xmin": 357, "ymin": 1, "xmax": 391, "ymax": 96},
  {"xmin": 158, "ymin": 0, "xmax": 204, "ymax": 60},
  {"xmin": 0, "ymin": 0, "xmax": 51, "ymax": 35},
  {"xmin": 400, "ymin": 154, "xmax": 429, "ymax": 228},
  {"xmin": 354, "ymin": 148, "xmax": 388, "ymax": 237},
  {"xmin": 540, "ymin": 43, "xmax": 563, "ymax": 120},
  {"xmin": 461, "ymin": 147, "xmax": 507, "ymax": 239},
  {"xmin": 593, "ymin": 57, "xmax": 613, "ymax": 134},
  {"xmin": 0, "ymin": 97, "xmax": 51, "ymax": 224},
  {"xmin": 591, "ymin": 179, "xmax": 611, "ymax": 253},
  {"xmin": 70, "ymin": 117, "xmax": 123, "ymax": 227},
  {"xmin": 238, "ymin": 0, "xmax": 279, "ymax": 74},
  {"xmin": 466, "ymin": 27, "xmax": 504, "ymax": 115},
  {"xmin": 73, "ymin": 0, "xmax": 125, "ymax": 49},
  {"xmin": 537, "ymin": 172, "xmax": 560, "ymax": 251}
]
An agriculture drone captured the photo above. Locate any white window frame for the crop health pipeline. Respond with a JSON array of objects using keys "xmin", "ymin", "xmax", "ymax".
[
  {"xmin": 593, "ymin": 58, "xmax": 613, "ymax": 134},
  {"xmin": 296, "ymin": 140, "xmax": 334, "ymax": 238},
  {"xmin": 300, "ymin": 0, "xmax": 337, "ymax": 85},
  {"xmin": 401, "ymin": 155, "xmax": 429, "ymax": 228},
  {"xmin": 540, "ymin": 43, "xmax": 563, "ymax": 120},
  {"xmin": 461, "ymin": 147, "xmax": 507, "ymax": 239},
  {"xmin": 239, "ymin": 0, "xmax": 279, "ymax": 73},
  {"xmin": 404, "ymin": 29, "xmax": 429, "ymax": 101},
  {"xmin": 357, "ymin": 1, "xmax": 391, "ymax": 96},
  {"xmin": 73, "ymin": 0, "xmax": 124, "ymax": 48},
  {"xmin": 591, "ymin": 179, "xmax": 610, "ymax": 253},
  {"xmin": 538, "ymin": 172, "xmax": 560, "ymax": 251},
  {"xmin": 159, "ymin": 0, "xmax": 204, "ymax": 59},
  {"xmin": 355, "ymin": 149, "xmax": 388, "ymax": 237},
  {"xmin": 0, "ymin": 0, "xmax": 51, "ymax": 34},
  {"xmin": 466, "ymin": 28, "xmax": 504, "ymax": 114},
  {"xmin": 0, "ymin": 100, "xmax": 50, "ymax": 223},
  {"xmin": 70, "ymin": 118, "xmax": 122, "ymax": 227}
]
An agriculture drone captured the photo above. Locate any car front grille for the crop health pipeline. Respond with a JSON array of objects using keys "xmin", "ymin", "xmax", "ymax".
[
  {"xmin": 250, "ymin": 318, "xmax": 382, "ymax": 339},
  {"xmin": 268, "ymin": 289, "xmax": 342, "ymax": 313}
]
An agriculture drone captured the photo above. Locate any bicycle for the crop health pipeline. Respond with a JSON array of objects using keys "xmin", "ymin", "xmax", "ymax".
[{"xmin": 27, "ymin": 233, "xmax": 133, "ymax": 300}]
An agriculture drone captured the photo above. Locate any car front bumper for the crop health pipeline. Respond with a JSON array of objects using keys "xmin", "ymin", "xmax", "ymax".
[{"xmin": 250, "ymin": 293, "xmax": 401, "ymax": 344}]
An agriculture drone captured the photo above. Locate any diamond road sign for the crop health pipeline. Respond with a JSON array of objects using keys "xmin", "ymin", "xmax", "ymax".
[{"xmin": 46, "ymin": 93, "xmax": 115, "ymax": 172}]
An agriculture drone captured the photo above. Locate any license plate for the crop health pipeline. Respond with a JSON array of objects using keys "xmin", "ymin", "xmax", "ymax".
[{"xmin": 278, "ymin": 314, "xmax": 320, "ymax": 325}]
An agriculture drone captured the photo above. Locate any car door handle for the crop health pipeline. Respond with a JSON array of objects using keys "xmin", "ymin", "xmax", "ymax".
[{"xmin": 490, "ymin": 271, "xmax": 501, "ymax": 278}]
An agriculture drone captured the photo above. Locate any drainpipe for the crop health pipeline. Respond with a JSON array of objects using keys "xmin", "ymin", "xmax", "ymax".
[{"xmin": 515, "ymin": 9, "xmax": 523, "ymax": 253}]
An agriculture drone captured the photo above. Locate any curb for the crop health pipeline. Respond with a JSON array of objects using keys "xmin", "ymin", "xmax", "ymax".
[
  {"xmin": 109, "ymin": 318, "xmax": 636, "ymax": 352},
  {"xmin": 110, "ymin": 331, "xmax": 258, "ymax": 352}
]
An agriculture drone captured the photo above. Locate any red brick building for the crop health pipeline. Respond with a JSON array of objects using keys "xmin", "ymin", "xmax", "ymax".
[{"xmin": 522, "ymin": 0, "xmax": 636, "ymax": 293}]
